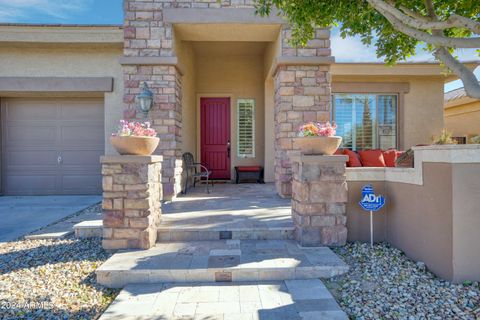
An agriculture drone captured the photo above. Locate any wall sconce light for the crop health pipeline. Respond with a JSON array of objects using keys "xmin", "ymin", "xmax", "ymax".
[{"xmin": 137, "ymin": 82, "xmax": 154, "ymax": 117}]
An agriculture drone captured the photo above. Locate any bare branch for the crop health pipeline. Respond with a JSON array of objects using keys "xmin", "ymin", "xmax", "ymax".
[
  {"xmin": 434, "ymin": 48, "xmax": 480, "ymax": 99},
  {"xmin": 367, "ymin": 0, "xmax": 480, "ymax": 40}
]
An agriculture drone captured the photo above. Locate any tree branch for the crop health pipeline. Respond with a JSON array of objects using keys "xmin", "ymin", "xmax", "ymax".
[
  {"xmin": 369, "ymin": 2, "xmax": 480, "ymax": 48},
  {"xmin": 376, "ymin": 0, "xmax": 480, "ymax": 34},
  {"xmin": 434, "ymin": 48, "xmax": 480, "ymax": 99}
]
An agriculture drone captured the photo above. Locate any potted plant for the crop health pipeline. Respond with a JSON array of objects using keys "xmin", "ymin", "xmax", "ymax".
[
  {"xmin": 110, "ymin": 120, "xmax": 159, "ymax": 156},
  {"xmin": 293, "ymin": 122, "xmax": 342, "ymax": 155}
]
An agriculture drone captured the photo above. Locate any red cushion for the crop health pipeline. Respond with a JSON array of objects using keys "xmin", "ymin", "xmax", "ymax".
[
  {"xmin": 359, "ymin": 150, "xmax": 386, "ymax": 167},
  {"xmin": 334, "ymin": 148, "xmax": 345, "ymax": 155},
  {"xmin": 344, "ymin": 149, "xmax": 362, "ymax": 167},
  {"xmin": 237, "ymin": 166, "xmax": 261, "ymax": 172},
  {"xmin": 382, "ymin": 149, "xmax": 398, "ymax": 167}
]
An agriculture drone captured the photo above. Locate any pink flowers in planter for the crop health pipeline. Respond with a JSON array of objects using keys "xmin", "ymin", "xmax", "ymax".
[
  {"xmin": 298, "ymin": 122, "xmax": 337, "ymax": 137},
  {"xmin": 113, "ymin": 120, "xmax": 158, "ymax": 137}
]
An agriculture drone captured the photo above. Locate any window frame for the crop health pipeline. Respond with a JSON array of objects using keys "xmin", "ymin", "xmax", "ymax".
[
  {"xmin": 236, "ymin": 98, "xmax": 256, "ymax": 158},
  {"xmin": 331, "ymin": 93, "xmax": 399, "ymax": 151}
]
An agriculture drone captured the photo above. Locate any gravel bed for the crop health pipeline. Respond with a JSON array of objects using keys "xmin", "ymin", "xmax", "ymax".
[
  {"xmin": 325, "ymin": 242, "xmax": 480, "ymax": 320},
  {"xmin": 0, "ymin": 236, "xmax": 118, "ymax": 319}
]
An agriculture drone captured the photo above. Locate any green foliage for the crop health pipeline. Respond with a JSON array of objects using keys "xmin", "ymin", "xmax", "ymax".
[
  {"xmin": 470, "ymin": 135, "xmax": 480, "ymax": 144},
  {"xmin": 255, "ymin": 0, "xmax": 480, "ymax": 64},
  {"xmin": 432, "ymin": 129, "xmax": 457, "ymax": 145}
]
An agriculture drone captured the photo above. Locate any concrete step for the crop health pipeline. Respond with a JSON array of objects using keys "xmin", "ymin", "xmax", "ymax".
[
  {"xmin": 73, "ymin": 220, "xmax": 103, "ymax": 238},
  {"xmin": 99, "ymin": 280, "xmax": 348, "ymax": 320},
  {"xmin": 156, "ymin": 226, "xmax": 295, "ymax": 242},
  {"xmin": 96, "ymin": 239, "xmax": 348, "ymax": 288}
]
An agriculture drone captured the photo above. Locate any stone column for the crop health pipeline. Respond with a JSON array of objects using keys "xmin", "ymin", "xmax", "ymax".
[
  {"xmin": 123, "ymin": 0, "xmax": 183, "ymax": 200},
  {"xmin": 291, "ymin": 155, "xmax": 348, "ymax": 247},
  {"xmin": 274, "ymin": 28, "xmax": 333, "ymax": 198},
  {"xmin": 101, "ymin": 155, "xmax": 162, "ymax": 250}
]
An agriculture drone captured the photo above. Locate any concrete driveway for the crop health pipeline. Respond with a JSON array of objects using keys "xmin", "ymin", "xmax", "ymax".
[{"xmin": 0, "ymin": 195, "xmax": 101, "ymax": 243}]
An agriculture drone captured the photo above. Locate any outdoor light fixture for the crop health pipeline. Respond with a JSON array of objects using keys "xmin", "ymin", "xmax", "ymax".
[{"xmin": 137, "ymin": 82, "xmax": 154, "ymax": 117}]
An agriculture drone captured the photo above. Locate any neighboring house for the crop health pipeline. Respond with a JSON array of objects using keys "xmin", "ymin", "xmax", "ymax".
[
  {"xmin": 0, "ymin": 3, "xmax": 477, "ymax": 198},
  {"xmin": 444, "ymin": 85, "xmax": 480, "ymax": 144}
]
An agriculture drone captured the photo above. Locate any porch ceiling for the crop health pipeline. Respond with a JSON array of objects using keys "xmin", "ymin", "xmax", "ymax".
[
  {"xmin": 174, "ymin": 24, "xmax": 280, "ymax": 42},
  {"xmin": 191, "ymin": 41, "xmax": 268, "ymax": 56}
]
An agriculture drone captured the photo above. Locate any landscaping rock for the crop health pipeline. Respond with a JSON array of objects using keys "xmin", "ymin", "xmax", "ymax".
[{"xmin": 325, "ymin": 242, "xmax": 480, "ymax": 320}]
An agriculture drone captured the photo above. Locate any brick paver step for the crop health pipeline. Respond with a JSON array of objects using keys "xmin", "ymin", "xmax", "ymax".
[
  {"xmin": 96, "ymin": 239, "xmax": 348, "ymax": 288},
  {"xmin": 99, "ymin": 280, "xmax": 348, "ymax": 320}
]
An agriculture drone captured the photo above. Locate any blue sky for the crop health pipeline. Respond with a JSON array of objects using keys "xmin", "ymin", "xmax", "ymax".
[{"xmin": 0, "ymin": 0, "xmax": 477, "ymax": 92}]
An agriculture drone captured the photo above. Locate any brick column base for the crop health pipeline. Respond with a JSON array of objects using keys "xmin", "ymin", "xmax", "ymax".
[
  {"xmin": 291, "ymin": 154, "xmax": 348, "ymax": 247},
  {"xmin": 101, "ymin": 155, "xmax": 162, "ymax": 250}
]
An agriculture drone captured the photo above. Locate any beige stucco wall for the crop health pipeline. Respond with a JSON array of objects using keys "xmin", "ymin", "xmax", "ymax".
[
  {"xmin": 332, "ymin": 75, "xmax": 445, "ymax": 150},
  {"xmin": 444, "ymin": 100, "xmax": 480, "ymax": 140},
  {"xmin": 174, "ymin": 37, "xmax": 197, "ymax": 158},
  {"xmin": 0, "ymin": 44, "xmax": 124, "ymax": 155},
  {"xmin": 194, "ymin": 45, "xmax": 266, "ymax": 179}
]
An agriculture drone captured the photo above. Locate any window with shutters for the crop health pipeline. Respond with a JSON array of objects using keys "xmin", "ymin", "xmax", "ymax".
[
  {"xmin": 332, "ymin": 94, "xmax": 398, "ymax": 151},
  {"xmin": 237, "ymin": 99, "xmax": 255, "ymax": 158}
]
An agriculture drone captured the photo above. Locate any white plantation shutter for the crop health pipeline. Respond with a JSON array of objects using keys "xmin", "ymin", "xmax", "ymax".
[{"xmin": 237, "ymin": 99, "xmax": 255, "ymax": 158}]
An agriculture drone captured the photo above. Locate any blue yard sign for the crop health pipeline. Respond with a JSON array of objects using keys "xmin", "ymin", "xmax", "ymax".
[
  {"xmin": 359, "ymin": 185, "xmax": 386, "ymax": 247},
  {"xmin": 359, "ymin": 185, "xmax": 385, "ymax": 212}
]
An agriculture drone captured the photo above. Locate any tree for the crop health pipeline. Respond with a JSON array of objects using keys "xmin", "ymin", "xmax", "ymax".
[{"xmin": 256, "ymin": 0, "xmax": 480, "ymax": 98}]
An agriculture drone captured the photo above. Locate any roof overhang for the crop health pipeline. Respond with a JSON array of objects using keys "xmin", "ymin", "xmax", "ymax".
[
  {"xmin": 0, "ymin": 25, "xmax": 123, "ymax": 48},
  {"xmin": 331, "ymin": 61, "xmax": 479, "ymax": 82}
]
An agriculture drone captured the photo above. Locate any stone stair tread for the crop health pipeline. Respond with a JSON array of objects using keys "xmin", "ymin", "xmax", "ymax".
[
  {"xmin": 96, "ymin": 240, "xmax": 348, "ymax": 288},
  {"xmin": 99, "ymin": 279, "xmax": 348, "ymax": 320}
]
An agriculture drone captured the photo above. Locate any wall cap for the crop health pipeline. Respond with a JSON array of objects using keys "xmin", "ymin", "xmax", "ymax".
[
  {"xmin": 101, "ymin": 155, "xmax": 163, "ymax": 164},
  {"xmin": 119, "ymin": 56, "xmax": 184, "ymax": 75}
]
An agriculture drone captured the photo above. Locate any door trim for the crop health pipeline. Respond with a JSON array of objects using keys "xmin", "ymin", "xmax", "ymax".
[{"xmin": 196, "ymin": 94, "xmax": 233, "ymax": 180}]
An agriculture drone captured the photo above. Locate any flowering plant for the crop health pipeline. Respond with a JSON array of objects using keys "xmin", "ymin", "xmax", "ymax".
[
  {"xmin": 298, "ymin": 122, "xmax": 337, "ymax": 137},
  {"xmin": 112, "ymin": 120, "xmax": 157, "ymax": 137}
]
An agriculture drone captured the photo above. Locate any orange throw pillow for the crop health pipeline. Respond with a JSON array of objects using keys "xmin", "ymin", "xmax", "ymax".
[
  {"xmin": 382, "ymin": 149, "xmax": 398, "ymax": 167},
  {"xmin": 359, "ymin": 150, "xmax": 386, "ymax": 167},
  {"xmin": 344, "ymin": 149, "xmax": 362, "ymax": 167}
]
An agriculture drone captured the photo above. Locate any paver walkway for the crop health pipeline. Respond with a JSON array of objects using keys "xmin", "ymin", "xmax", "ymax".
[
  {"xmin": 161, "ymin": 183, "xmax": 292, "ymax": 231},
  {"xmin": 96, "ymin": 240, "xmax": 348, "ymax": 288},
  {"xmin": 99, "ymin": 279, "xmax": 348, "ymax": 320}
]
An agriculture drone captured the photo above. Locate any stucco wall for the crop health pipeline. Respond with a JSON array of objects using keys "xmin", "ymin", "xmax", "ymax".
[
  {"xmin": 194, "ymin": 47, "xmax": 265, "ymax": 179},
  {"xmin": 0, "ymin": 45, "xmax": 124, "ymax": 155},
  {"xmin": 332, "ymin": 75, "xmax": 445, "ymax": 150},
  {"xmin": 445, "ymin": 100, "xmax": 480, "ymax": 140},
  {"xmin": 175, "ymin": 38, "xmax": 197, "ymax": 158}
]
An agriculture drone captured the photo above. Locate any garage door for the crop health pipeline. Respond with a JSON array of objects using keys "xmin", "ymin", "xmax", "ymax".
[{"xmin": 1, "ymin": 98, "xmax": 104, "ymax": 195}]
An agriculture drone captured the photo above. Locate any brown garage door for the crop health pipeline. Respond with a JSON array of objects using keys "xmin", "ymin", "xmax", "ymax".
[{"xmin": 1, "ymin": 98, "xmax": 104, "ymax": 195}]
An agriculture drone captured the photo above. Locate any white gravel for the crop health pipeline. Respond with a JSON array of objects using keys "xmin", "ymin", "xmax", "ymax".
[
  {"xmin": 325, "ymin": 242, "xmax": 480, "ymax": 320},
  {"xmin": 0, "ymin": 236, "xmax": 118, "ymax": 319}
]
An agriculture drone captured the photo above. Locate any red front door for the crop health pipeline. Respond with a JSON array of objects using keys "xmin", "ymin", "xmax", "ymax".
[{"xmin": 200, "ymin": 97, "xmax": 231, "ymax": 180}]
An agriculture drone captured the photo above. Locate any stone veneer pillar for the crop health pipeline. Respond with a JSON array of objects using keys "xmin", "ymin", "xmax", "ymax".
[
  {"xmin": 274, "ymin": 28, "xmax": 333, "ymax": 198},
  {"xmin": 101, "ymin": 155, "xmax": 162, "ymax": 250},
  {"xmin": 291, "ymin": 154, "xmax": 348, "ymax": 247}
]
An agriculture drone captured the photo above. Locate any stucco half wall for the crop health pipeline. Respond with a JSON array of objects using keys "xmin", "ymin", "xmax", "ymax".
[{"xmin": 345, "ymin": 145, "xmax": 480, "ymax": 283}]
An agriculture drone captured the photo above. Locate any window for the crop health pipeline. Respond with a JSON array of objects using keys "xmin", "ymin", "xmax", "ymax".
[
  {"xmin": 237, "ymin": 99, "xmax": 255, "ymax": 158},
  {"xmin": 332, "ymin": 94, "xmax": 398, "ymax": 151}
]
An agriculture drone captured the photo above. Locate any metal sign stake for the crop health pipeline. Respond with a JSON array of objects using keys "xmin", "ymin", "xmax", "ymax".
[{"xmin": 370, "ymin": 210, "xmax": 373, "ymax": 247}]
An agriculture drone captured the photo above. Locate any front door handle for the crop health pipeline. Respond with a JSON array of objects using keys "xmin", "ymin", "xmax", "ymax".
[
  {"xmin": 227, "ymin": 140, "xmax": 231, "ymax": 158},
  {"xmin": 57, "ymin": 156, "xmax": 63, "ymax": 164}
]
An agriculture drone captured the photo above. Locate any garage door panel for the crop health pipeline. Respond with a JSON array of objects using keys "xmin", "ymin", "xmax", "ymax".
[
  {"xmin": 3, "ymin": 98, "xmax": 104, "ymax": 195},
  {"xmin": 62, "ymin": 150, "xmax": 103, "ymax": 166},
  {"xmin": 61, "ymin": 101, "xmax": 103, "ymax": 120},
  {"xmin": 61, "ymin": 125, "xmax": 104, "ymax": 146},
  {"xmin": 6, "ymin": 175, "xmax": 57, "ymax": 195},
  {"xmin": 62, "ymin": 175, "xmax": 102, "ymax": 194},
  {"xmin": 6, "ymin": 101, "xmax": 58, "ymax": 121},
  {"xmin": 6, "ymin": 125, "xmax": 57, "ymax": 145},
  {"xmin": 7, "ymin": 150, "xmax": 58, "ymax": 166}
]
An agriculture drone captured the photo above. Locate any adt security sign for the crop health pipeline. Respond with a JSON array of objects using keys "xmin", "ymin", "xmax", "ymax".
[
  {"xmin": 359, "ymin": 185, "xmax": 385, "ymax": 247},
  {"xmin": 359, "ymin": 185, "xmax": 385, "ymax": 212}
]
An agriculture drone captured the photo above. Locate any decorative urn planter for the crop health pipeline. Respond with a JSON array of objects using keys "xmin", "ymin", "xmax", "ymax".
[
  {"xmin": 110, "ymin": 136, "xmax": 159, "ymax": 156},
  {"xmin": 293, "ymin": 136, "xmax": 343, "ymax": 155}
]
